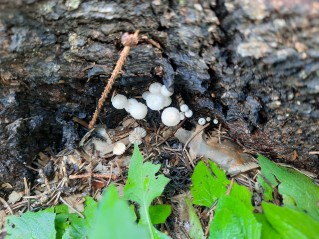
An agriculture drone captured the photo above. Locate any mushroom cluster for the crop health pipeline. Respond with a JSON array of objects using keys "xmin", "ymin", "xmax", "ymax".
[{"xmin": 111, "ymin": 82, "xmax": 193, "ymax": 127}]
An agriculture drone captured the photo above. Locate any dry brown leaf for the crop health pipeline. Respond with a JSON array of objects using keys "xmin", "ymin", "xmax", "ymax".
[
  {"xmin": 63, "ymin": 194, "xmax": 85, "ymax": 212},
  {"xmin": 175, "ymin": 125, "xmax": 258, "ymax": 175},
  {"xmin": 7, "ymin": 191, "xmax": 23, "ymax": 204}
]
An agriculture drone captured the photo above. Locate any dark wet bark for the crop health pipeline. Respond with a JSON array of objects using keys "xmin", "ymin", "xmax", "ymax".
[{"xmin": 0, "ymin": 0, "xmax": 318, "ymax": 190}]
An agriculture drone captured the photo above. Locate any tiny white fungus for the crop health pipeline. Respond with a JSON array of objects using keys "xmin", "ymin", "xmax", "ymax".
[
  {"xmin": 113, "ymin": 142, "xmax": 126, "ymax": 155},
  {"xmin": 179, "ymin": 112, "xmax": 185, "ymax": 120},
  {"xmin": 164, "ymin": 97, "xmax": 172, "ymax": 107},
  {"xmin": 206, "ymin": 117, "xmax": 211, "ymax": 122},
  {"xmin": 142, "ymin": 91, "xmax": 150, "ymax": 100},
  {"xmin": 149, "ymin": 82, "xmax": 162, "ymax": 94},
  {"xmin": 111, "ymin": 94, "xmax": 128, "ymax": 109},
  {"xmin": 125, "ymin": 98, "xmax": 138, "ymax": 113},
  {"xmin": 213, "ymin": 118, "xmax": 219, "ymax": 124},
  {"xmin": 129, "ymin": 127, "xmax": 147, "ymax": 145},
  {"xmin": 129, "ymin": 102, "xmax": 148, "ymax": 120},
  {"xmin": 146, "ymin": 93, "xmax": 166, "ymax": 110},
  {"xmin": 161, "ymin": 107, "xmax": 180, "ymax": 127},
  {"xmin": 180, "ymin": 104, "xmax": 189, "ymax": 112},
  {"xmin": 184, "ymin": 109, "xmax": 193, "ymax": 118},
  {"xmin": 198, "ymin": 118, "xmax": 206, "ymax": 125},
  {"xmin": 160, "ymin": 85, "xmax": 174, "ymax": 97}
]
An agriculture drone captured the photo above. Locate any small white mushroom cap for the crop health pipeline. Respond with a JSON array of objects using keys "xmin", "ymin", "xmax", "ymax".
[
  {"xmin": 113, "ymin": 142, "xmax": 126, "ymax": 155},
  {"xmin": 149, "ymin": 82, "xmax": 163, "ymax": 94},
  {"xmin": 161, "ymin": 107, "xmax": 180, "ymax": 127},
  {"xmin": 111, "ymin": 94, "xmax": 128, "ymax": 109},
  {"xmin": 198, "ymin": 118, "xmax": 206, "ymax": 125},
  {"xmin": 185, "ymin": 109, "xmax": 193, "ymax": 118},
  {"xmin": 142, "ymin": 91, "xmax": 150, "ymax": 100},
  {"xmin": 164, "ymin": 97, "xmax": 172, "ymax": 107},
  {"xmin": 129, "ymin": 127, "xmax": 147, "ymax": 145},
  {"xmin": 161, "ymin": 85, "xmax": 174, "ymax": 97},
  {"xmin": 179, "ymin": 112, "xmax": 185, "ymax": 120},
  {"xmin": 125, "ymin": 98, "xmax": 138, "ymax": 113},
  {"xmin": 146, "ymin": 93, "xmax": 166, "ymax": 110},
  {"xmin": 213, "ymin": 118, "xmax": 219, "ymax": 124},
  {"xmin": 180, "ymin": 104, "xmax": 189, "ymax": 112},
  {"xmin": 130, "ymin": 102, "xmax": 148, "ymax": 120},
  {"xmin": 206, "ymin": 117, "xmax": 211, "ymax": 122}
]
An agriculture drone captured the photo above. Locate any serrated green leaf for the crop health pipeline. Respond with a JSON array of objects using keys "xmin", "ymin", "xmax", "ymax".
[
  {"xmin": 149, "ymin": 205, "xmax": 172, "ymax": 225},
  {"xmin": 262, "ymin": 202, "xmax": 319, "ymax": 239},
  {"xmin": 124, "ymin": 144, "xmax": 171, "ymax": 239},
  {"xmin": 209, "ymin": 195, "xmax": 262, "ymax": 239},
  {"xmin": 191, "ymin": 160, "xmax": 253, "ymax": 210},
  {"xmin": 89, "ymin": 184, "xmax": 149, "ymax": 239},
  {"xmin": 229, "ymin": 183, "xmax": 254, "ymax": 211},
  {"xmin": 5, "ymin": 211, "xmax": 56, "ymax": 239},
  {"xmin": 185, "ymin": 198, "xmax": 205, "ymax": 239},
  {"xmin": 63, "ymin": 196, "xmax": 98, "ymax": 238},
  {"xmin": 191, "ymin": 161, "xmax": 229, "ymax": 207},
  {"xmin": 53, "ymin": 205, "xmax": 69, "ymax": 239},
  {"xmin": 257, "ymin": 175, "xmax": 274, "ymax": 201},
  {"xmin": 258, "ymin": 154, "xmax": 319, "ymax": 220}
]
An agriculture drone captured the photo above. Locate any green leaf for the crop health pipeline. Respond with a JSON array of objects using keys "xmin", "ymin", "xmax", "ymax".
[
  {"xmin": 209, "ymin": 195, "xmax": 262, "ymax": 239},
  {"xmin": 257, "ymin": 175, "xmax": 274, "ymax": 201},
  {"xmin": 191, "ymin": 161, "xmax": 229, "ymax": 207},
  {"xmin": 53, "ymin": 205, "xmax": 69, "ymax": 239},
  {"xmin": 89, "ymin": 184, "xmax": 149, "ymax": 239},
  {"xmin": 191, "ymin": 161, "xmax": 253, "ymax": 210},
  {"xmin": 255, "ymin": 213, "xmax": 282, "ymax": 239},
  {"xmin": 185, "ymin": 198, "xmax": 205, "ymax": 239},
  {"xmin": 5, "ymin": 211, "xmax": 56, "ymax": 239},
  {"xmin": 262, "ymin": 202, "xmax": 319, "ymax": 239},
  {"xmin": 64, "ymin": 196, "xmax": 98, "ymax": 238},
  {"xmin": 258, "ymin": 154, "xmax": 319, "ymax": 220},
  {"xmin": 124, "ymin": 144, "xmax": 171, "ymax": 239},
  {"xmin": 149, "ymin": 205, "xmax": 172, "ymax": 225}
]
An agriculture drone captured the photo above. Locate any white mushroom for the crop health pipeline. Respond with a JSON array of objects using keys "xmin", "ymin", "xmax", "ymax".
[
  {"xmin": 146, "ymin": 93, "xmax": 166, "ymax": 110},
  {"xmin": 113, "ymin": 142, "xmax": 126, "ymax": 155},
  {"xmin": 206, "ymin": 117, "xmax": 211, "ymax": 122},
  {"xmin": 198, "ymin": 118, "xmax": 206, "ymax": 125},
  {"xmin": 160, "ymin": 85, "xmax": 174, "ymax": 97},
  {"xmin": 129, "ymin": 127, "xmax": 147, "ymax": 145},
  {"xmin": 125, "ymin": 98, "xmax": 138, "ymax": 113},
  {"xmin": 164, "ymin": 97, "xmax": 172, "ymax": 107},
  {"xmin": 179, "ymin": 112, "xmax": 185, "ymax": 120},
  {"xmin": 184, "ymin": 109, "xmax": 193, "ymax": 118},
  {"xmin": 129, "ymin": 102, "xmax": 148, "ymax": 120},
  {"xmin": 161, "ymin": 107, "xmax": 180, "ymax": 127},
  {"xmin": 149, "ymin": 82, "xmax": 163, "ymax": 94},
  {"xmin": 111, "ymin": 94, "xmax": 128, "ymax": 109},
  {"xmin": 142, "ymin": 91, "xmax": 150, "ymax": 100},
  {"xmin": 180, "ymin": 104, "xmax": 189, "ymax": 112},
  {"xmin": 213, "ymin": 118, "xmax": 219, "ymax": 124}
]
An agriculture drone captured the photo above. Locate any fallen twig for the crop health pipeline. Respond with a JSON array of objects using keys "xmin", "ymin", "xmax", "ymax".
[
  {"xmin": 88, "ymin": 30, "xmax": 140, "ymax": 129},
  {"xmin": 69, "ymin": 173, "xmax": 117, "ymax": 180}
]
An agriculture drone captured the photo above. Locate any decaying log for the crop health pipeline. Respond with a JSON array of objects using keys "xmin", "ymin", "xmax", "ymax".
[{"xmin": 0, "ymin": 0, "xmax": 318, "ymax": 190}]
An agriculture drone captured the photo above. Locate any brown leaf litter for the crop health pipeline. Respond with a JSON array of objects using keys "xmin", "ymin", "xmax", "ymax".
[{"xmin": 175, "ymin": 125, "xmax": 259, "ymax": 175}]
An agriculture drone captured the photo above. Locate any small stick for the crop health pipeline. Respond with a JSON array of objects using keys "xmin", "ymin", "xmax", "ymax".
[
  {"xmin": 226, "ymin": 178, "xmax": 235, "ymax": 195},
  {"xmin": 0, "ymin": 197, "xmax": 13, "ymax": 215},
  {"xmin": 88, "ymin": 30, "xmax": 140, "ymax": 129},
  {"xmin": 69, "ymin": 173, "xmax": 116, "ymax": 180},
  {"xmin": 59, "ymin": 197, "xmax": 84, "ymax": 219}
]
